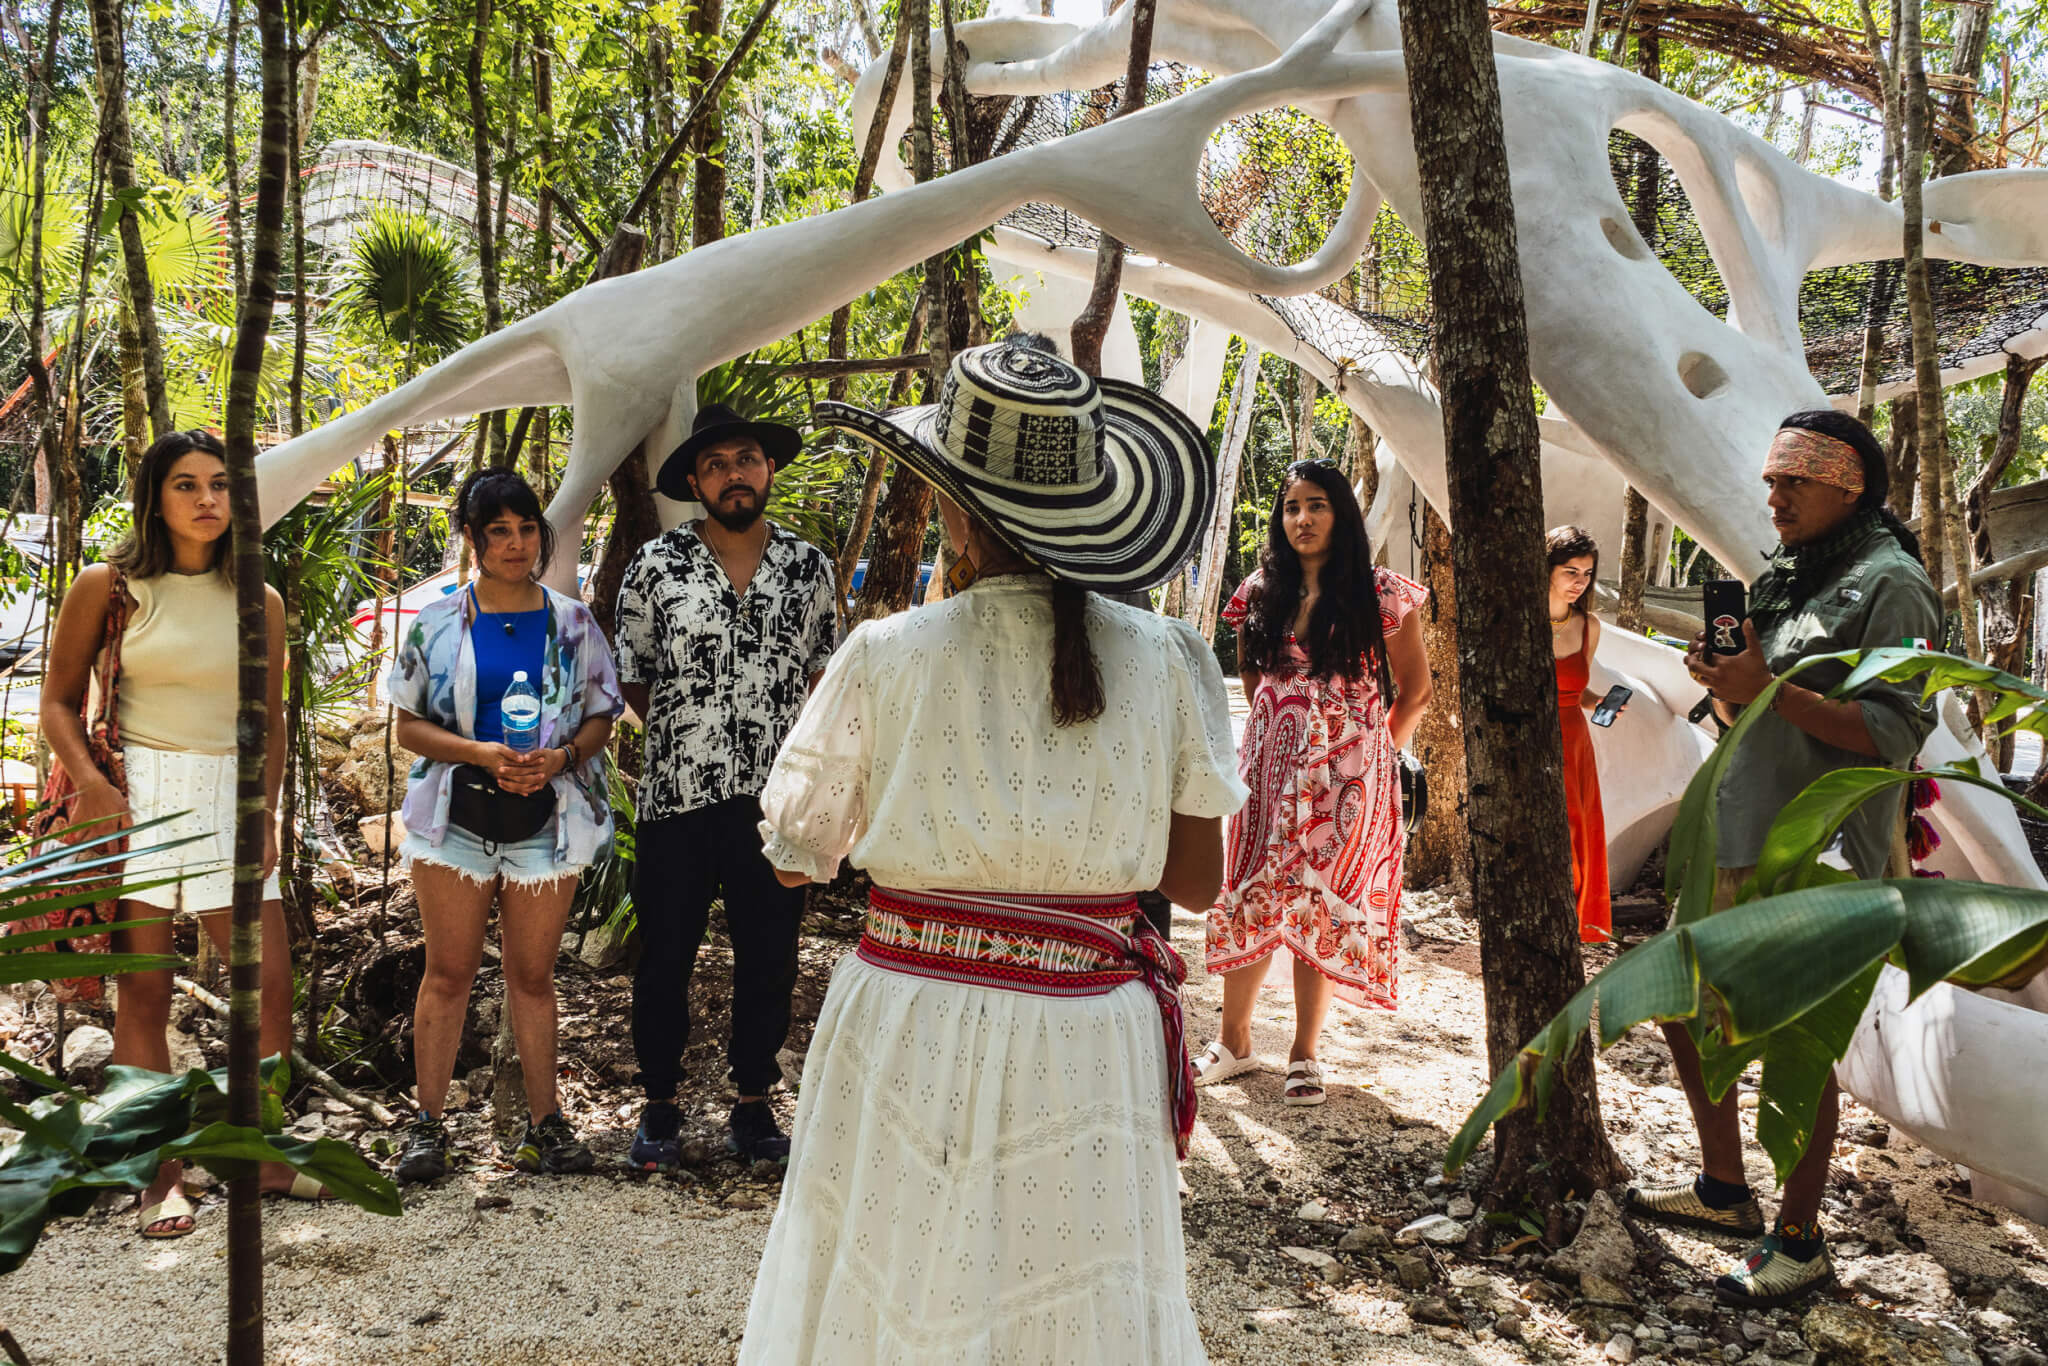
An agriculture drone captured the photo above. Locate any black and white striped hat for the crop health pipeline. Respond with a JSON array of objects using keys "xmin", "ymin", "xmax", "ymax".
[{"xmin": 813, "ymin": 341, "xmax": 1214, "ymax": 593}]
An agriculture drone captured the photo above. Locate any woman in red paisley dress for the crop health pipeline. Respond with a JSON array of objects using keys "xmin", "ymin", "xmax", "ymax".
[{"xmin": 1199, "ymin": 461, "xmax": 1432, "ymax": 1106}]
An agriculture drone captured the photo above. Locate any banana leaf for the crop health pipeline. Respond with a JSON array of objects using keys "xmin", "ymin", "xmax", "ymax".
[{"xmin": 1452, "ymin": 646, "xmax": 2048, "ymax": 1184}]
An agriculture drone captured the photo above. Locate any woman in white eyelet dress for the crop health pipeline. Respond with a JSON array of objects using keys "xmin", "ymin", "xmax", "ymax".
[{"xmin": 739, "ymin": 566, "xmax": 1247, "ymax": 1365}]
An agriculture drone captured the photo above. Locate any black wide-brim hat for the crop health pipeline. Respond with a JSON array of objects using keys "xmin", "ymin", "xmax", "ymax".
[
  {"xmin": 813, "ymin": 342, "xmax": 1214, "ymax": 593},
  {"xmin": 656, "ymin": 403, "xmax": 805, "ymax": 501}
]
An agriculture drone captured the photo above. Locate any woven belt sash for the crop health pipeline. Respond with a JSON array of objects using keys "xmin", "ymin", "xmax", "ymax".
[{"xmin": 860, "ymin": 886, "xmax": 1197, "ymax": 1159}]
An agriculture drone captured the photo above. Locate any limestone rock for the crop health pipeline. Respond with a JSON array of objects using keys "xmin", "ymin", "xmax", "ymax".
[
  {"xmin": 1410, "ymin": 1296, "xmax": 1461, "ymax": 1327},
  {"xmin": 1397, "ymin": 1213, "xmax": 1467, "ymax": 1246},
  {"xmin": 1338, "ymin": 1224, "xmax": 1393, "ymax": 1253},
  {"xmin": 1546, "ymin": 1190, "xmax": 1637, "ymax": 1290},
  {"xmin": 332, "ymin": 710, "xmax": 419, "ymax": 816},
  {"xmin": 1582, "ymin": 1272, "xmax": 1635, "ymax": 1307},
  {"xmin": 1386, "ymin": 1251, "xmax": 1432, "ymax": 1290},
  {"xmin": 60, "ymin": 1025, "xmax": 114, "ymax": 1087},
  {"xmin": 1802, "ymin": 1304, "xmax": 1980, "ymax": 1366},
  {"xmin": 575, "ymin": 921, "xmax": 636, "ymax": 975},
  {"xmin": 1496, "ymin": 1313, "xmax": 1526, "ymax": 1341},
  {"xmin": 1838, "ymin": 1253, "xmax": 1954, "ymax": 1306},
  {"xmin": 1608, "ymin": 1333, "xmax": 1639, "ymax": 1363},
  {"xmin": 1281, "ymin": 1246, "xmax": 1340, "ymax": 1275},
  {"xmin": 1446, "ymin": 1195, "xmax": 1477, "ymax": 1219},
  {"xmin": 1296, "ymin": 1200, "xmax": 1329, "ymax": 1222}
]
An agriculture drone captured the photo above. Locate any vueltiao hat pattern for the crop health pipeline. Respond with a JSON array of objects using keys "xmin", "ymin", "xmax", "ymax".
[{"xmin": 813, "ymin": 341, "xmax": 1214, "ymax": 593}]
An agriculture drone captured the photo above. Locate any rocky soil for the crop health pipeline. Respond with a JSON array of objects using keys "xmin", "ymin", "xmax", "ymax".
[{"xmin": 3, "ymin": 884, "xmax": 2044, "ymax": 1366}]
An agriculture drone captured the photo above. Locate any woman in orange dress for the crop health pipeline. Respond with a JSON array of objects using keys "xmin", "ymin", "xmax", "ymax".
[{"xmin": 1547, "ymin": 525, "xmax": 1621, "ymax": 943}]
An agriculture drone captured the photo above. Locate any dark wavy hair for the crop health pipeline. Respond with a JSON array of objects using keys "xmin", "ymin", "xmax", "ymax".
[
  {"xmin": 1777, "ymin": 409, "xmax": 1923, "ymax": 564},
  {"xmin": 1545, "ymin": 525, "xmax": 1599, "ymax": 618},
  {"xmin": 108, "ymin": 429, "xmax": 238, "ymax": 583},
  {"xmin": 453, "ymin": 467, "xmax": 556, "ymax": 579},
  {"xmin": 1240, "ymin": 460, "xmax": 1393, "ymax": 701}
]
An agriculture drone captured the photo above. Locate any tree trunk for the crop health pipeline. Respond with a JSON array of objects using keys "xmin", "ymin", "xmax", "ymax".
[
  {"xmin": 1899, "ymin": 0, "xmax": 1947, "ymax": 597},
  {"xmin": 534, "ymin": 20, "xmax": 555, "ymax": 275},
  {"xmin": 1405, "ymin": 503, "xmax": 1470, "ymax": 893},
  {"xmin": 222, "ymin": 0, "xmax": 291, "ymax": 1358},
  {"xmin": 1191, "ymin": 341, "xmax": 1261, "ymax": 643},
  {"xmin": 688, "ymin": 0, "xmax": 728, "ymax": 249},
  {"xmin": 224, "ymin": 0, "xmax": 246, "ymax": 302},
  {"xmin": 467, "ymin": 0, "xmax": 506, "ymax": 464},
  {"xmin": 1068, "ymin": 0, "xmax": 1156, "ymax": 373},
  {"xmin": 1395, "ymin": 0, "xmax": 1621, "ymax": 1204},
  {"xmin": 835, "ymin": 282, "xmax": 928, "ymax": 601},
  {"xmin": 1886, "ymin": 393, "xmax": 1917, "ymax": 518},
  {"xmin": 116, "ymin": 303, "xmax": 148, "ymax": 472},
  {"xmin": 826, "ymin": 15, "xmax": 912, "ymax": 403},
  {"xmin": 649, "ymin": 27, "xmax": 678, "ymax": 261},
  {"xmin": 86, "ymin": 0, "xmax": 173, "ymax": 441},
  {"xmin": 855, "ymin": 0, "xmax": 942, "ymax": 624},
  {"xmin": 581, "ymin": 224, "xmax": 654, "ymax": 641},
  {"xmin": 1292, "ymin": 367, "xmax": 1319, "ymax": 462},
  {"xmin": 286, "ymin": 13, "xmax": 307, "ymax": 435},
  {"xmin": 1616, "ymin": 487, "xmax": 1650, "ymax": 633},
  {"xmin": 1932, "ymin": 0, "xmax": 1989, "ymax": 180},
  {"xmin": 23, "ymin": 0, "xmax": 66, "ymax": 578}
]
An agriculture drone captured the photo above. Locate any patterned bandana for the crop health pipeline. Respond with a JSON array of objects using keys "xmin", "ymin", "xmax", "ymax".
[
  {"xmin": 1762, "ymin": 427, "xmax": 1865, "ymax": 495},
  {"xmin": 1749, "ymin": 507, "xmax": 1882, "ymax": 621}
]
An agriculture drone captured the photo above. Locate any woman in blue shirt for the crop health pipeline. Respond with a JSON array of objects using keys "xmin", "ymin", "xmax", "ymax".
[{"xmin": 387, "ymin": 468, "xmax": 623, "ymax": 1184}]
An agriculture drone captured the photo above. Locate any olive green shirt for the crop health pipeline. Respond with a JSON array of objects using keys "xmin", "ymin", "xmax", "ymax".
[{"xmin": 1715, "ymin": 522, "xmax": 1942, "ymax": 878}]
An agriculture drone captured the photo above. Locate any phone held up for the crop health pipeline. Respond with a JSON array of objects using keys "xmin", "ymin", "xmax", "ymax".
[
  {"xmin": 1590, "ymin": 684, "xmax": 1631, "ymax": 728},
  {"xmin": 1702, "ymin": 580, "xmax": 1747, "ymax": 660}
]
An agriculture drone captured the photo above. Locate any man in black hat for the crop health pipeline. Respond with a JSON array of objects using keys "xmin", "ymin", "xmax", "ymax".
[{"xmin": 615, "ymin": 404, "xmax": 838, "ymax": 1166}]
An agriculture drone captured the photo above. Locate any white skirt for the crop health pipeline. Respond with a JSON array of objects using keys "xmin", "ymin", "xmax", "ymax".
[
  {"xmin": 737, "ymin": 953, "xmax": 1208, "ymax": 1366},
  {"xmin": 121, "ymin": 747, "xmax": 281, "ymax": 911}
]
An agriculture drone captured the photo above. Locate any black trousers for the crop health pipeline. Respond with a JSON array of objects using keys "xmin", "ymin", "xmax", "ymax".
[{"xmin": 631, "ymin": 796, "xmax": 805, "ymax": 1099}]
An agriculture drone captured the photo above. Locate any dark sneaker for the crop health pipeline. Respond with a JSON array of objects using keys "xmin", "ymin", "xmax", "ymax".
[
  {"xmin": 1715, "ymin": 1234, "xmax": 1834, "ymax": 1308},
  {"xmin": 629, "ymin": 1100, "xmax": 682, "ymax": 1172},
  {"xmin": 394, "ymin": 1112, "xmax": 449, "ymax": 1186},
  {"xmin": 512, "ymin": 1112, "xmax": 595, "ymax": 1174},
  {"xmin": 1625, "ymin": 1177, "xmax": 1765, "ymax": 1238},
  {"xmin": 728, "ymin": 1100, "xmax": 790, "ymax": 1162}
]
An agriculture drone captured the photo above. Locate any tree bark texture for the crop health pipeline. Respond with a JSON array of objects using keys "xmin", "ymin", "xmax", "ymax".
[
  {"xmin": 583, "ymin": 226, "xmax": 659, "ymax": 642},
  {"xmin": 1191, "ymin": 341, "xmax": 1261, "ymax": 644},
  {"xmin": 1853, "ymin": 0, "xmax": 1902, "ymax": 430},
  {"xmin": 287, "ymin": 12, "xmax": 307, "ymax": 435},
  {"xmin": 1396, "ymin": 0, "xmax": 1620, "ymax": 1202},
  {"xmin": 1405, "ymin": 503, "xmax": 1470, "ymax": 893},
  {"xmin": 689, "ymin": 0, "xmax": 729, "ymax": 249},
  {"xmin": 1932, "ymin": 0, "xmax": 1989, "ymax": 180},
  {"xmin": 86, "ymin": 0, "xmax": 173, "ymax": 441},
  {"xmin": 466, "ymin": 0, "xmax": 507, "ymax": 464},
  {"xmin": 1616, "ymin": 487, "xmax": 1650, "ymax": 633},
  {"xmin": 1068, "ymin": 0, "xmax": 1156, "ymax": 374},
  {"xmin": 224, "ymin": 0, "xmax": 247, "ymax": 302},
  {"xmin": 1900, "ymin": 0, "xmax": 1948, "ymax": 596},
  {"xmin": 222, "ymin": 0, "xmax": 292, "ymax": 1358},
  {"xmin": 1886, "ymin": 394, "xmax": 1918, "ymax": 519},
  {"xmin": 834, "ymin": 283, "xmax": 928, "ymax": 602},
  {"xmin": 23, "ymin": 0, "xmax": 66, "ymax": 581}
]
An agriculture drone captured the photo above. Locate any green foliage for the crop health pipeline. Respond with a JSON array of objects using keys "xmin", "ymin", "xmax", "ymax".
[
  {"xmin": 333, "ymin": 207, "xmax": 479, "ymax": 360},
  {"xmin": 1446, "ymin": 647, "xmax": 2048, "ymax": 1185}
]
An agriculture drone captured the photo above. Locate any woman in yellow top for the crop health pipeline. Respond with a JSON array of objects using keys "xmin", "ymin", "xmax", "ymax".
[{"xmin": 41, "ymin": 429, "xmax": 310, "ymax": 1238}]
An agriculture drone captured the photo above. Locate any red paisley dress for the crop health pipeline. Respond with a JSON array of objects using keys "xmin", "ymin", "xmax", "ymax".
[{"xmin": 1204, "ymin": 567, "xmax": 1428, "ymax": 1011}]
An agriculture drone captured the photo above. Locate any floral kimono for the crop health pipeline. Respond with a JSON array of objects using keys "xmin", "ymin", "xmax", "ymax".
[{"xmin": 386, "ymin": 583, "xmax": 624, "ymax": 868}]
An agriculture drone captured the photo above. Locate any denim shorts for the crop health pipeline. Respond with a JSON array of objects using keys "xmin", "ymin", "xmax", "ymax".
[{"xmin": 401, "ymin": 820, "xmax": 585, "ymax": 889}]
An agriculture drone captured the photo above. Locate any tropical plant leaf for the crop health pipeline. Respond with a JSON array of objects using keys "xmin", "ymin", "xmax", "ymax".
[
  {"xmin": 1747, "ymin": 963, "xmax": 1883, "ymax": 1182},
  {"xmin": 333, "ymin": 207, "xmax": 478, "ymax": 360}
]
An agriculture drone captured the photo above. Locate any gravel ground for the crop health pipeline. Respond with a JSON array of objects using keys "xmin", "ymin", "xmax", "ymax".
[{"xmin": 5, "ymin": 887, "xmax": 2045, "ymax": 1365}]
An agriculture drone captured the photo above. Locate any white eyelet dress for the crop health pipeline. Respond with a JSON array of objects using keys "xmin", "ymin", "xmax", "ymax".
[{"xmin": 740, "ymin": 579, "xmax": 1247, "ymax": 1365}]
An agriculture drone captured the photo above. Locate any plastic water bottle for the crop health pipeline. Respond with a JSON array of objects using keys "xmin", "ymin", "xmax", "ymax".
[{"xmin": 501, "ymin": 671, "xmax": 542, "ymax": 754}]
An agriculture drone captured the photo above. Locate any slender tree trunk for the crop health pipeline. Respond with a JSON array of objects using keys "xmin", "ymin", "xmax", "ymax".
[
  {"xmin": 467, "ymin": 0, "xmax": 506, "ymax": 464},
  {"xmin": 116, "ymin": 305, "xmax": 148, "ymax": 471},
  {"xmin": 1069, "ymin": 0, "xmax": 1156, "ymax": 373},
  {"xmin": 534, "ymin": 17, "xmax": 555, "ymax": 273},
  {"xmin": 222, "ymin": 0, "xmax": 290, "ymax": 1358},
  {"xmin": 1406, "ymin": 503, "xmax": 1470, "ymax": 892},
  {"xmin": 1396, "ymin": 0, "xmax": 1621, "ymax": 1204},
  {"xmin": 224, "ymin": 0, "xmax": 247, "ymax": 302},
  {"xmin": 834, "ymin": 281, "xmax": 928, "ymax": 600},
  {"xmin": 1192, "ymin": 341, "xmax": 1261, "ymax": 641},
  {"xmin": 854, "ymin": 0, "xmax": 941, "ymax": 623},
  {"xmin": 688, "ymin": 0, "xmax": 728, "ymax": 249},
  {"xmin": 1900, "ymin": 0, "xmax": 1947, "ymax": 597},
  {"xmin": 86, "ymin": 0, "xmax": 173, "ymax": 440},
  {"xmin": 286, "ymin": 7, "xmax": 307, "ymax": 435},
  {"xmin": 584, "ymin": 228, "xmax": 658, "ymax": 642},
  {"xmin": 1853, "ymin": 0, "xmax": 1902, "ymax": 433},
  {"xmin": 1616, "ymin": 488, "xmax": 1650, "ymax": 632},
  {"xmin": 826, "ymin": 15, "xmax": 911, "ymax": 403},
  {"xmin": 1932, "ymin": 0, "xmax": 1989, "ymax": 180},
  {"xmin": 24, "ymin": 0, "xmax": 66, "ymax": 586},
  {"xmin": 649, "ymin": 27, "xmax": 677, "ymax": 261},
  {"xmin": 1886, "ymin": 393, "xmax": 1918, "ymax": 519}
]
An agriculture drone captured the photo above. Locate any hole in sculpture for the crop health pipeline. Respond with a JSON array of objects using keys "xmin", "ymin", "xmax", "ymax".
[
  {"xmin": 1607, "ymin": 129, "xmax": 1729, "ymax": 321},
  {"xmin": 1678, "ymin": 352, "xmax": 1729, "ymax": 399},
  {"xmin": 1601, "ymin": 217, "xmax": 1653, "ymax": 261},
  {"xmin": 1197, "ymin": 106, "xmax": 1357, "ymax": 271}
]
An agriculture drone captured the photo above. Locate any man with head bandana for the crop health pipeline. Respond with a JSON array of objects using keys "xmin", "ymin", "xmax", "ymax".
[{"xmin": 1625, "ymin": 409, "xmax": 1941, "ymax": 1309}]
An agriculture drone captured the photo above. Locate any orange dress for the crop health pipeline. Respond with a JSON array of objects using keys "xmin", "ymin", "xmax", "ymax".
[{"xmin": 1555, "ymin": 631, "xmax": 1611, "ymax": 943}]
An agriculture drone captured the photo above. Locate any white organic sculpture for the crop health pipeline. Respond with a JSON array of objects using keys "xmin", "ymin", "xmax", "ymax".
[{"xmin": 254, "ymin": 1, "xmax": 2048, "ymax": 1210}]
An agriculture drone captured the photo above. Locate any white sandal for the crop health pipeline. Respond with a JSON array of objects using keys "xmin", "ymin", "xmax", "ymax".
[
  {"xmin": 1283, "ymin": 1057, "xmax": 1326, "ymax": 1107},
  {"xmin": 1193, "ymin": 1040, "xmax": 1260, "ymax": 1086}
]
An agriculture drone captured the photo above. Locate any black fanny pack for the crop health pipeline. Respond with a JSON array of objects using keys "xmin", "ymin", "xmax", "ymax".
[
  {"xmin": 1397, "ymin": 750, "xmax": 1427, "ymax": 834},
  {"xmin": 447, "ymin": 763, "xmax": 557, "ymax": 846}
]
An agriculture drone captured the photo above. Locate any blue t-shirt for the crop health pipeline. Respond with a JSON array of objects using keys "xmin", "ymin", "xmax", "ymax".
[{"xmin": 470, "ymin": 610, "xmax": 548, "ymax": 744}]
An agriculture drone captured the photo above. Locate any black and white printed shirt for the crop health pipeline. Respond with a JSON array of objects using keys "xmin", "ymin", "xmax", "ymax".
[{"xmin": 616, "ymin": 523, "xmax": 839, "ymax": 822}]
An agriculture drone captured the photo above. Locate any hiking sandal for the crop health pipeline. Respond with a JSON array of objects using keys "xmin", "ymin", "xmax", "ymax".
[{"xmin": 1193, "ymin": 1040, "xmax": 1260, "ymax": 1087}]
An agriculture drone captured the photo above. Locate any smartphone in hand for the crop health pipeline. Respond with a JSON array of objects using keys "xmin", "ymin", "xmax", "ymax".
[
  {"xmin": 1702, "ymin": 580, "xmax": 1746, "ymax": 660},
  {"xmin": 1590, "ymin": 684, "xmax": 1632, "ymax": 728}
]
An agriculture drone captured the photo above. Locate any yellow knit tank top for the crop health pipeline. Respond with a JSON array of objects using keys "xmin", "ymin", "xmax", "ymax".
[{"xmin": 118, "ymin": 569, "xmax": 242, "ymax": 755}]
